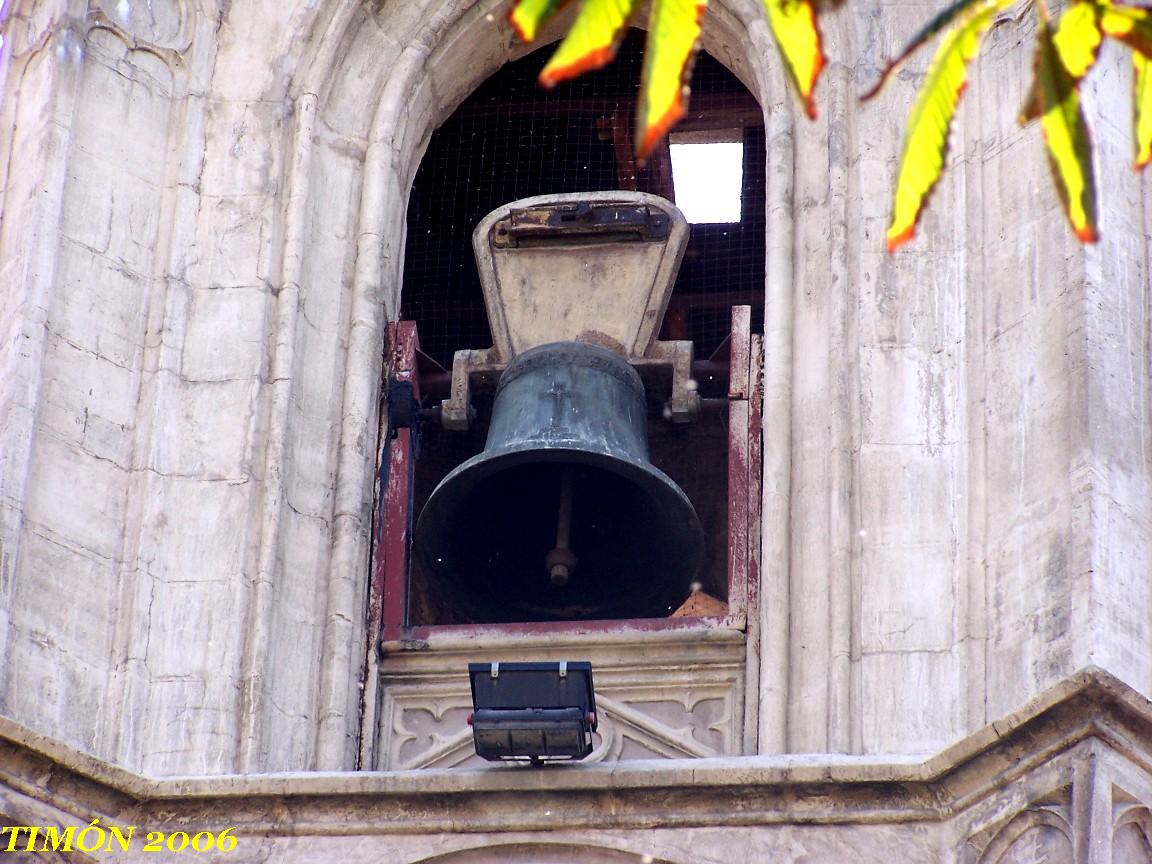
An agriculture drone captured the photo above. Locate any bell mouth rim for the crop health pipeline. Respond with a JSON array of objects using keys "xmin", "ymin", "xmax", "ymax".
[{"xmin": 414, "ymin": 442, "xmax": 704, "ymax": 574}]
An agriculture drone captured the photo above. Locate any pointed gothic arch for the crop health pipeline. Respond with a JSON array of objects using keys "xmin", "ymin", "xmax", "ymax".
[{"xmin": 256, "ymin": 0, "xmax": 787, "ymax": 768}]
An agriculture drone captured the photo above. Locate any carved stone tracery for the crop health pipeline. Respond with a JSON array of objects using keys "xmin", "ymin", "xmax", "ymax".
[{"xmin": 375, "ymin": 637, "xmax": 745, "ymax": 770}]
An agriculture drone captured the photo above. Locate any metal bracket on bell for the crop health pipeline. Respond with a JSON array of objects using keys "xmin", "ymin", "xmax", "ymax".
[
  {"xmin": 441, "ymin": 348, "xmax": 496, "ymax": 431},
  {"xmin": 636, "ymin": 340, "xmax": 699, "ymax": 424}
]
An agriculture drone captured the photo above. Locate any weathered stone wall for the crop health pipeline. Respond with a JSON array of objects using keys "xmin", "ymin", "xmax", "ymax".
[
  {"xmin": 760, "ymin": 4, "xmax": 1152, "ymax": 755},
  {"xmin": 0, "ymin": 0, "xmax": 1149, "ymax": 781}
]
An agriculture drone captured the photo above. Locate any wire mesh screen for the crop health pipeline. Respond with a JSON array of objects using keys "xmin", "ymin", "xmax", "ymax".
[{"xmin": 400, "ymin": 28, "xmax": 765, "ymax": 369}]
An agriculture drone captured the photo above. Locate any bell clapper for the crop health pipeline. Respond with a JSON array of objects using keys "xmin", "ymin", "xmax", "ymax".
[{"xmin": 546, "ymin": 466, "xmax": 578, "ymax": 586}]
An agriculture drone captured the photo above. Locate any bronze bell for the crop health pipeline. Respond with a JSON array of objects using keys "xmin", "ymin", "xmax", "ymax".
[{"xmin": 413, "ymin": 341, "xmax": 703, "ymax": 623}]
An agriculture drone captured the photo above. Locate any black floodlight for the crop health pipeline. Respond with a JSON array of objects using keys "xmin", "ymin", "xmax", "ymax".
[{"xmin": 467, "ymin": 661, "xmax": 598, "ymax": 762}]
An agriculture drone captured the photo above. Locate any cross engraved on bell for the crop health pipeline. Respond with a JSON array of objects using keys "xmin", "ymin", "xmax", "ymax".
[{"xmin": 546, "ymin": 381, "xmax": 572, "ymax": 432}]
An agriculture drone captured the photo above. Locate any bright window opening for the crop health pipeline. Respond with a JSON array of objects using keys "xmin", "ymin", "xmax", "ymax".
[{"xmin": 670, "ymin": 137, "xmax": 744, "ymax": 224}]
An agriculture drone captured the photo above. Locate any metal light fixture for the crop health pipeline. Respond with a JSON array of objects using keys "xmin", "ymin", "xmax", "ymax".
[{"xmin": 467, "ymin": 661, "xmax": 598, "ymax": 763}]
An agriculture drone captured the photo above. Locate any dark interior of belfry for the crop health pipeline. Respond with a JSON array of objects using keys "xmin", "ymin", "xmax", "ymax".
[{"xmin": 397, "ymin": 31, "xmax": 765, "ymax": 626}]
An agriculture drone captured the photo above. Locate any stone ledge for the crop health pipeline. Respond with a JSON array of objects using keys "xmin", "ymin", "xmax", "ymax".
[
  {"xmin": 0, "ymin": 667, "xmax": 1148, "ymax": 840},
  {"xmin": 1, "ymin": 668, "xmax": 1150, "ymax": 863}
]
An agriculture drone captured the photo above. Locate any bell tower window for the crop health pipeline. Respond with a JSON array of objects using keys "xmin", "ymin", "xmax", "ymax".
[{"xmin": 371, "ymin": 31, "xmax": 764, "ymax": 637}]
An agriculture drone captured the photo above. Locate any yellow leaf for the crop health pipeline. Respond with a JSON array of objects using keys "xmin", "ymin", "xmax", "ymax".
[
  {"xmin": 509, "ymin": 0, "xmax": 565, "ymax": 43},
  {"xmin": 1100, "ymin": 2, "xmax": 1152, "ymax": 58},
  {"xmin": 1023, "ymin": 23, "xmax": 1099, "ymax": 242},
  {"xmin": 1053, "ymin": 0, "xmax": 1103, "ymax": 81},
  {"xmin": 886, "ymin": 0, "xmax": 1011, "ymax": 252},
  {"xmin": 763, "ymin": 0, "xmax": 826, "ymax": 119},
  {"xmin": 636, "ymin": 0, "xmax": 707, "ymax": 158},
  {"xmin": 863, "ymin": 0, "xmax": 988, "ymax": 101},
  {"xmin": 539, "ymin": 0, "xmax": 635, "ymax": 87},
  {"xmin": 1098, "ymin": 0, "xmax": 1152, "ymax": 170},
  {"xmin": 1136, "ymin": 51, "xmax": 1152, "ymax": 168}
]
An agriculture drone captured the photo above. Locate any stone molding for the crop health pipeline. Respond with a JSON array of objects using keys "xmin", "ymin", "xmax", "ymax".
[
  {"xmin": 0, "ymin": 668, "xmax": 1149, "ymax": 863},
  {"xmin": 374, "ymin": 628, "xmax": 747, "ymax": 769}
]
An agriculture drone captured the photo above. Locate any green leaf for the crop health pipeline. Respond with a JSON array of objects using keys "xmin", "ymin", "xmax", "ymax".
[
  {"xmin": 1136, "ymin": 50, "xmax": 1152, "ymax": 167},
  {"xmin": 762, "ymin": 0, "xmax": 826, "ymax": 119},
  {"xmin": 509, "ymin": 0, "xmax": 566, "ymax": 43},
  {"xmin": 539, "ymin": 0, "xmax": 635, "ymax": 87},
  {"xmin": 1021, "ymin": 22, "xmax": 1099, "ymax": 242},
  {"xmin": 636, "ymin": 0, "xmax": 707, "ymax": 158},
  {"xmin": 862, "ymin": 0, "xmax": 990, "ymax": 101},
  {"xmin": 885, "ymin": 0, "xmax": 1011, "ymax": 251},
  {"xmin": 1053, "ymin": 0, "xmax": 1103, "ymax": 81}
]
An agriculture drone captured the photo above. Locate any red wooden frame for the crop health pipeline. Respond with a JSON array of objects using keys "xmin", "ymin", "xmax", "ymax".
[
  {"xmin": 368, "ymin": 321, "xmax": 421, "ymax": 647},
  {"xmin": 367, "ymin": 310, "xmax": 761, "ymax": 651}
]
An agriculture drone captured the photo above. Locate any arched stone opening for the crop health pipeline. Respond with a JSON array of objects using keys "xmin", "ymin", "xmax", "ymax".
[
  {"xmin": 397, "ymin": 29, "xmax": 765, "ymax": 626},
  {"xmin": 281, "ymin": 0, "xmax": 774, "ymax": 769},
  {"xmin": 241, "ymin": 0, "xmax": 779, "ymax": 770}
]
